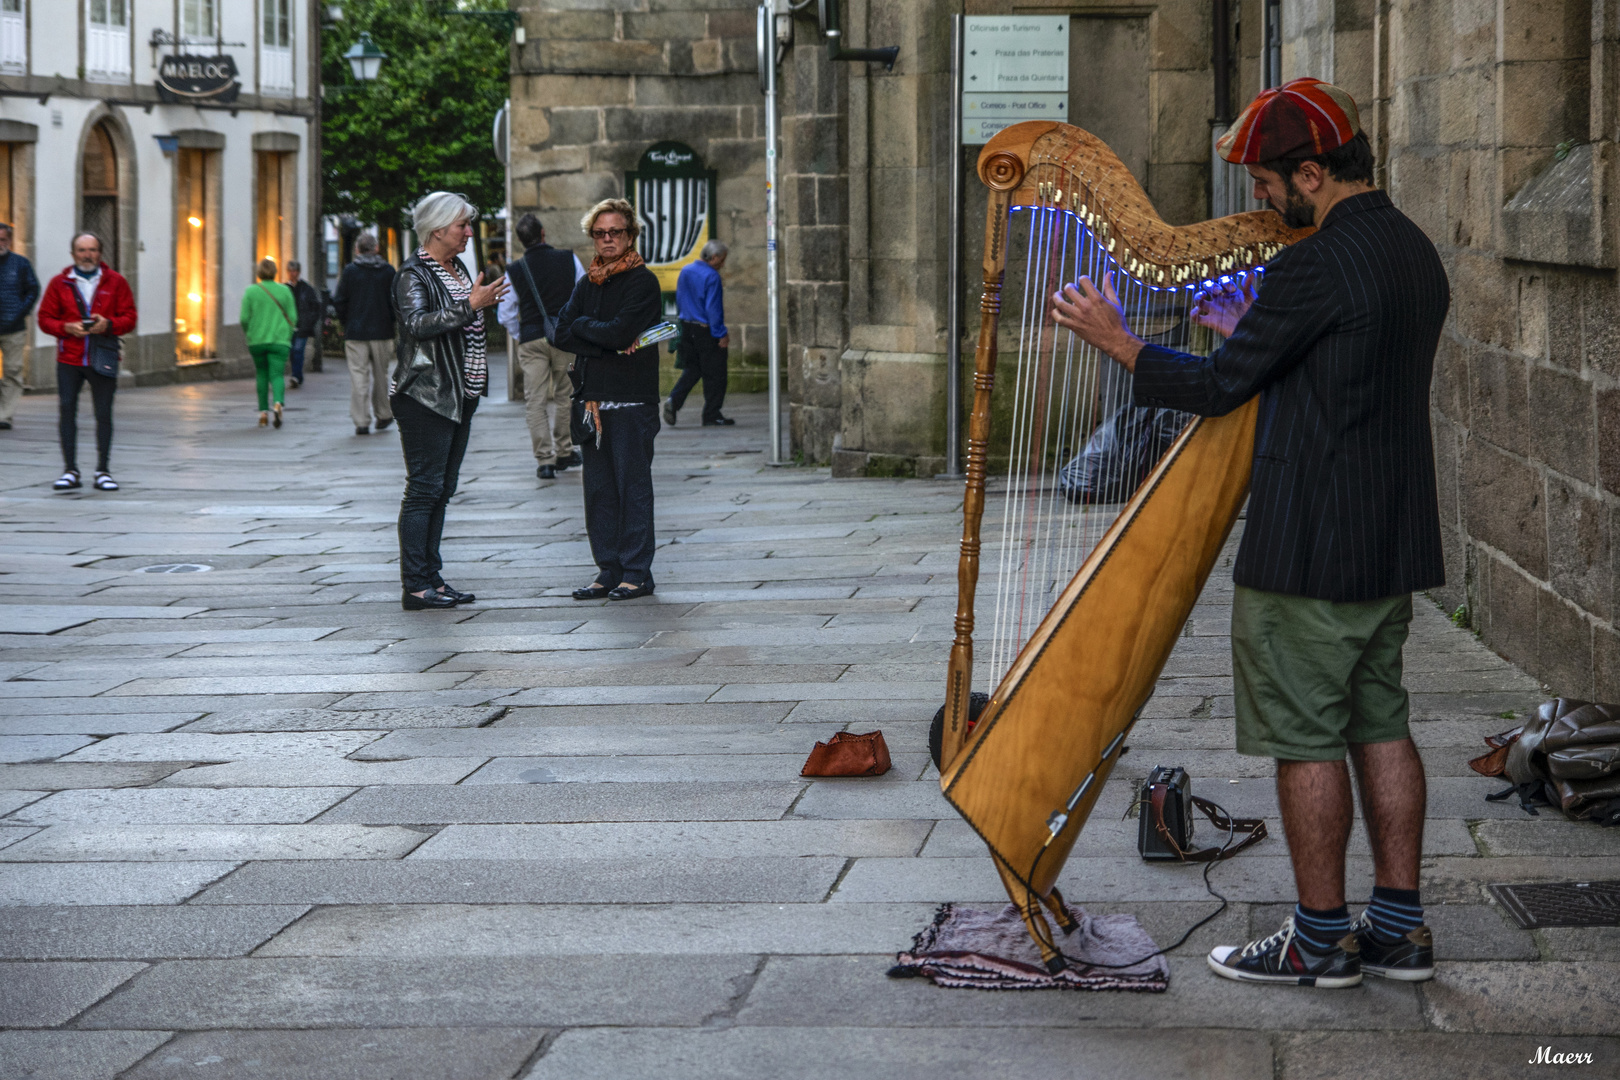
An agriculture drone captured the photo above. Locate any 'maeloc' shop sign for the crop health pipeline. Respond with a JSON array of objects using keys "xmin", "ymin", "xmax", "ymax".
[{"xmin": 156, "ymin": 54, "xmax": 242, "ymax": 104}]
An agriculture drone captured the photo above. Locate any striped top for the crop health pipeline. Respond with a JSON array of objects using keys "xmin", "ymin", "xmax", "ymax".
[
  {"xmin": 418, "ymin": 249, "xmax": 486, "ymax": 398},
  {"xmin": 1133, "ymin": 190, "xmax": 1451, "ymax": 603}
]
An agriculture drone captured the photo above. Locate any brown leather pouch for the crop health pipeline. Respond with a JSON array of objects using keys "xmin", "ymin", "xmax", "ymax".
[{"xmin": 801, "ymin": 730, "xmax": 892, "ymax": 777}]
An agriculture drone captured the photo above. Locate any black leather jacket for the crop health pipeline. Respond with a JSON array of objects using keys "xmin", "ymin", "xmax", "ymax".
[{"xmin": 391, "ymin": 252, "xmax": 481, "ymax": 423}]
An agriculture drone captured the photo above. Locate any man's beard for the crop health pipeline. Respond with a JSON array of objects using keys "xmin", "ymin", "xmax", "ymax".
[{"xmin": 1268, "ymin": 174, "xmax": 1316, "ymax": 229}]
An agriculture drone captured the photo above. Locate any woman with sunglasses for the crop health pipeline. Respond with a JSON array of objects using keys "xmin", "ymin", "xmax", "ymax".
[{"xmin": 553, "ymin": 197, "xmax": 663, "ymax": 601}]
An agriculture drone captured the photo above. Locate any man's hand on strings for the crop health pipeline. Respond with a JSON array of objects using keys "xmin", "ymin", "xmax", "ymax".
[
  {"xmin": 1190, "ymin": 273, "xmax": 1258, "ymax": 338},
  {"xmin": 1050, "ymin": 272, "xmax": 1143, "ymax": 371}
]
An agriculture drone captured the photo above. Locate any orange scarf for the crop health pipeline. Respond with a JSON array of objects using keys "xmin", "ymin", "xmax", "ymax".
[{"xmin": 587, "ymin": 249, "xmax": 645, "ymax": 286}]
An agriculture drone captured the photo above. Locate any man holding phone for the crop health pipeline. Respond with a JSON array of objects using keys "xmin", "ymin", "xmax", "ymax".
[{"xmin": 38, "ymin": 233, "xmax": 137, "ymax": 491}]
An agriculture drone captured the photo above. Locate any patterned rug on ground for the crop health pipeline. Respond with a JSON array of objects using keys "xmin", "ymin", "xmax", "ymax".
[{"xmin": 888, "ymin": 902, "xmax": 1170, "ymax": 991}]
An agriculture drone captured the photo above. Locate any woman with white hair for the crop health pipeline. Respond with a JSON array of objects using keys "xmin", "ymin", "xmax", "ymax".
[
  {"xmin": 390, "ymin": 191, "xmax": 507, "ymax": 611},
  {"xmin": 554, "ymin": 196, "xmax": 664, "ymax": 601}
]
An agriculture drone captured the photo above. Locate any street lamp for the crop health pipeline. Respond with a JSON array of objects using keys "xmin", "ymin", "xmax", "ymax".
[{"xmin": 343, "ymin": 32, "xmax": 386, "ymax": 82}]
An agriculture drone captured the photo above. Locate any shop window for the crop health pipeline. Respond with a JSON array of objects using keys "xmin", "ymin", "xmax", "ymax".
[
  {"xmin": 176, "ymin": 148, "xmax": 218, "ymax": 365},
  {"xmin": 261, "ymin": 0, "xmax": 293, "ymax": 95},
  {"xmin": 0, "ymin": 0, "xmax": 25, "ymax": 74},
  {"xmin": 86, "ymin": 0, "xmax": 130, "ymax": 83},
  {"xmin": 81, "ymin": 122, "xmax": 118, "ymax": 270},
  {"xmin": 254, "ymin": 150, "xmax": 295, "ymax": 274}
]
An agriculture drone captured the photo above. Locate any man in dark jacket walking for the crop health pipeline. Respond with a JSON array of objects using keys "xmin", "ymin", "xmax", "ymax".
[
  {"xmin": 496, "ymin": 213, "xmax": 586, "ymax": 479},
  {"xmin": 0, "ymin": 222, "xmax": 41, "ymax": 431},
  {"xmin": 332, "ymin": 233, "xmax": 396, "ymax": 435},
  {"xmin": 1052, "ymin": 79, "xmax": 1450, "ymax": 990},
  {"xmin": 284, "ymin": 260, "xmax": 321, "ymax": 389}
]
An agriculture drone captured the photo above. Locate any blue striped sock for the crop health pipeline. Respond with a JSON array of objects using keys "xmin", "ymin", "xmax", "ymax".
[
  {"xmin": 1292, "ymin": 903, "xmax": 1352, "ymax": 953},
  {"xmin": 1365, "ymin": 886, "xmax": 1423, "ymax": 942}
]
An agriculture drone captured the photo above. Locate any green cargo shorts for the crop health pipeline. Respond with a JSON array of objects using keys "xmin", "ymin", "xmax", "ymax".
[{"xmin": 1231, "ymin": 586, "xmax": 1414, "ymax": 762}]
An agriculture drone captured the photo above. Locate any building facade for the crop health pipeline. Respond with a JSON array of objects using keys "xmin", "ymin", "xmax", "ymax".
[{"xmin": 0, "ymin": 0, "xmax": 317, "ymax": 388}]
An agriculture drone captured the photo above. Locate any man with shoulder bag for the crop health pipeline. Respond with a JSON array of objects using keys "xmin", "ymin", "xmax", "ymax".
[
  {"xmin": 497, "ymin": 213, "xmax": 586, "ymax": 480},
  {"xmin": 38, "ymin": 233, "xmax": 135, "ymax": 492}
]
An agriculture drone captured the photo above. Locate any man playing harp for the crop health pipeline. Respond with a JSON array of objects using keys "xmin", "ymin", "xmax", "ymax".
[{"xmin": 1052, "ymin": 79, "xmax": 1449, "ymax": 989}]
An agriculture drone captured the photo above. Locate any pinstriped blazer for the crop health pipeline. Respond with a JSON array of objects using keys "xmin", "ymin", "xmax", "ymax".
[{"xmin": 1133, "ymin": 190, "xmax": 1450, "ymax": 603}]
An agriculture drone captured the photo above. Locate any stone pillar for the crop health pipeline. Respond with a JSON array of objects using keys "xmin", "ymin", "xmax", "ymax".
[{"xmin": 782, "ymin": 18, "xmax": 848, "ymax": 464}]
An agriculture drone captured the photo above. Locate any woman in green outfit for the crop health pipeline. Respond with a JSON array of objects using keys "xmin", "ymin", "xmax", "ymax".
[{"xmin": 241, "ymin": 257, "xmax": 297, "ymax": 428}]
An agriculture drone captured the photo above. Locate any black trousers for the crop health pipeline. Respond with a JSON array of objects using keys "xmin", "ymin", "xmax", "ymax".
[
  {"xmin": 670, "ymin": 322, "xmax": 728, "ymax": 423},
  {"xmin": 583, "ymin": 403, "xmax": 658, "ymax": 587},
  {"xmin": 394, "ymin": 393, "xmax": 478, "ymax": 593},
  {"xmin": 58, "ymin": 363, "xmax": 116, "ymax": 474}
]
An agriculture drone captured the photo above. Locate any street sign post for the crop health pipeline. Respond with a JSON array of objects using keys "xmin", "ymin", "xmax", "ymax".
[{"xmin": 961, "ymin": 16, "xmax": 1069, "ymax": 146}]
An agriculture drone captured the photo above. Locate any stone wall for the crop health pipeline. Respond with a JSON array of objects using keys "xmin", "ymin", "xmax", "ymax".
[
  {"xmin": 1282, "ymin": 0, "xmax": 1620, "ymax": 699},
  {"xmin": 508, "ymin": 0, "xmax": 768, "ymax": 368}
]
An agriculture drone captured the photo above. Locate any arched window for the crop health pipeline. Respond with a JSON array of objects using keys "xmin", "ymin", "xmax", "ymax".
[{"xmin": 81, "ymin": 122, "xmax": 119, "ymax": 270}]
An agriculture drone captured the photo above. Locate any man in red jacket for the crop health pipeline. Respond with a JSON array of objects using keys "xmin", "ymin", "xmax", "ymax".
[{"xmin": 38, "ymin": 233, "xmax": 136, "ymax": 491}]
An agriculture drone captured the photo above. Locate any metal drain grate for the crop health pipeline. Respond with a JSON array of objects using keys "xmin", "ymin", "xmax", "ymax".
[{"xmin": 1487, "ymin": 880, "xmax": 1620, "ymax": 928}]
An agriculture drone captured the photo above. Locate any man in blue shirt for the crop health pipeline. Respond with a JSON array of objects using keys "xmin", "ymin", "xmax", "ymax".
[
  {"xmin": 664, "ymin": 240, "xmax": 732, "ymax": 426},
  {"xmin": 0, "ymin": 222, "xmax": 41, "ymax": 431}
]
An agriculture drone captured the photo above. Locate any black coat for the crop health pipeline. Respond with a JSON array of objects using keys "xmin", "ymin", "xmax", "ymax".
[
  {"xmin": 553, "ymin": 264, "xmax": 662, "ymax": 403},
  {"xmin": 289, "ymin": 279, "xmax": 321, "ymax": 336},
  {"xmin": 1133, "ymin": 190, "xmax": 1451, "ymax": 603},
  {"xmin": 333, "ymin": 256, "xmax": 396, "ymax": 341},
  {"xmin": 390, "ymin": 252, "xmax": 480, "ymax": 423}
]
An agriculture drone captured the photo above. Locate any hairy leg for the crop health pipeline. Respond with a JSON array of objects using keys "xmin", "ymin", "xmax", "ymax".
[
  {"xmin": 1276, "ymin": 758, "xmax": 1354, "ymax": 909},
  {"xmin": 1348, "ymin": 737, "xmax": 1425, "ymax": 890}
]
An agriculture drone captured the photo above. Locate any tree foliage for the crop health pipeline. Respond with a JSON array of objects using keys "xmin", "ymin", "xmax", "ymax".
[{"xmin": 321, "ymin": 0, "xmax": 508, "ymax": 233}]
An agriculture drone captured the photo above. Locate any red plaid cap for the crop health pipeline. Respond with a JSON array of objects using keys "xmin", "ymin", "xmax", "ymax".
[{"xmin": 1217, "ymin": 77, "xmax": 1361, "ymax": 164}]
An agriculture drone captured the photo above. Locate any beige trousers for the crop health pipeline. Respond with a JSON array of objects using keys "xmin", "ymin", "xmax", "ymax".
[
  {"xmin": 0, "ymin": 329, "xmax": 25, "ymax": 424},
  {"xmin": 518, "ymin": 337, "xmax": 574, "ymax": 465},
  {"xmin": 345, "ymin": 339, "xmax": 394, "ymax": 428}
]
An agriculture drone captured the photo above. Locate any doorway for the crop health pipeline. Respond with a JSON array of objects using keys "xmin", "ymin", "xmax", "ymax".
[
  {"xmin": 175, "ymin": 147, "xmax": 218, "ymax": 365},
  {"xmin": 81, "ymin": 121, "xmax": 119, "ymax": 269}
]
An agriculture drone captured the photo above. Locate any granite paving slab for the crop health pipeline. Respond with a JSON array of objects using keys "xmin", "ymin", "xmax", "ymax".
[
  {"xmin": 191, "ymin": 857, "xmax": 847, "ymax": 906},
  {"xmin": 0, "ymin": 713, "xmax": 201, "ymax": 736},
  {"xmin": 0, "ymin": 905, "xmax": 309, "ymax": 960},
  {"xmin": 0, "ymin": 862, "xmax": 240, "ymax": 906},
  {"xmin": 4, "ymin": 787, "xmax": 354, "ymax": 825},
  {"xmin": 1421, "ymin": 962, "xmax": 1620, "ymax": 1035},
  {"xmin": 257, "ymin": 902, "xmax": 939, "ymax": 958},
  {"xmin": 60, "ymin": 732, "xmax": 386, "ymax": 762},
  {"xmin": 180, "ymin": 705, "xmax": 507, "ymax": 733},
  {"xmin": 409, "ymin": 819, "xmax": 933, "ymax": 860},
  {"xmin": 352, "ymin": 724, "xmax": 822, "ymax": 760},
  {"xmin": 316, "ymin": 781, "xmax": 801, "ymax": 824},
  {"xmin": 0, "ymin": 1030, "xmax": 173, "ymax": 1080},
  {"xmin": 0, "ymin": 825, "xmax": 430, "ymax": 862},
  {"xmin": 159, "ymin": 757, "xmax": 488, "ymax": 787},
  {"xmin": 523, "ymin": 1026, "xmax": 1276, "ymax": 1080},
  {"xmin": 1275, "ymin": 1033, "xmax": 1620, "ymax": 1080},
  {"xmin": 0, "ymin": 735, "xmax": 97, "ymax": 762},
  {"xmin": 78, "ymin": 955, "xmax": 761, "ymax": 1029},
  {"xmin": 461, "ymin": 753, "xmax": 933, "ymax": 784},
  {"xmin": 0, "ymin": 960, "xmax": 148, "ymax": 1026},
  {"xmin": 0, "ymin": 763, "xmax": 189, "ymax": 790},
  {"xmin": 118, "ymin": 1028, "xmax": 544, "ymax": 1080}
]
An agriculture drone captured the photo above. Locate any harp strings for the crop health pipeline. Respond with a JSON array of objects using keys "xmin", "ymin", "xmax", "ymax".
[{"xmin": 979, "ymin": 153, "xmax": 1225, "ymax": 696}]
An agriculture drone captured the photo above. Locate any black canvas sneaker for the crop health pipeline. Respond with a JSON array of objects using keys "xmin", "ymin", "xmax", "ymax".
[
  {"xmin": 1352, "ymin": 914, "xmax": 1435, "ymax": 981},
  {"xmin": 1208, "ymin": 916, "xmax": 1362, "ymax": 988}
]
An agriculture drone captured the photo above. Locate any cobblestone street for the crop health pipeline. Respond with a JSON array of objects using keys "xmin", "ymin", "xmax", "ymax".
[{"xmin": 1, "ymin": 365, "xmax": 1616, "ymax": 1079}]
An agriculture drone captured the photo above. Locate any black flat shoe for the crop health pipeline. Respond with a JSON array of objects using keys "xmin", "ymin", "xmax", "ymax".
[
  {"xmin": 438, "ymin": 585, "xmax": 476, "ymax": 604},
  {"xmin": 402, "ymin": 589, "xmax": 459, "ymax": 610},
  {"xmin": 562, "ymin": 449, "xmax": 583, "ymax": 468},
  {"xmin": 703, "ymin": 415, "xmax": 735, "ymax": 426},
  {"xmin": 538, "ymin": 464, "xmax": 556, "ymax": 480},
  {"xmin": 571, "ymin": 584, "xmax": 611, "ymax": 601},
  {"xmin": 608, "ymin": 582, "xmax": 655, "ymax": 601}
]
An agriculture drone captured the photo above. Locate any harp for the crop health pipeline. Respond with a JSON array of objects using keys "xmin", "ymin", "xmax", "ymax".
[{"xmin": 936, "ymin": 121, "xmax": 1309, "ymax": 972}]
